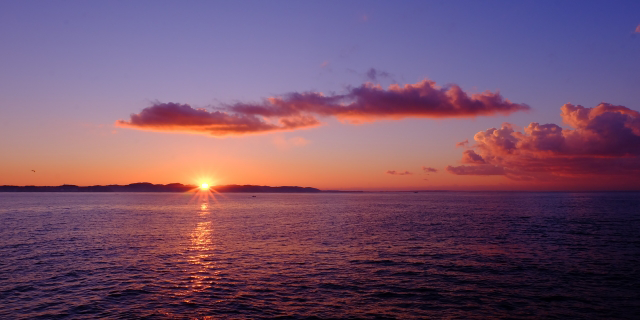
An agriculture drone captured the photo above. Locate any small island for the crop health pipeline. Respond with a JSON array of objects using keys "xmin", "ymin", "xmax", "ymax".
[{"xmin": 0, "ymin": 183, "xmax": 322, "ymax": 193}]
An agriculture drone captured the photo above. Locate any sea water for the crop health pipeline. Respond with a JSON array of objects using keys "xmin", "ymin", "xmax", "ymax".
[{"xmin": 1, "ymin": 192, "xmax": 639, "ymax": 318}]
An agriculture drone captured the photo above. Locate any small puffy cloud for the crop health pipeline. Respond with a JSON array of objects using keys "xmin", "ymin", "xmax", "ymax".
[
  {"xmin": 386, "ymin": 170, "xmax": 412, "ymax": 175},
  {"xmin": 636, "ymin": 24, "xmax": 640, "ymax": 33},
  {"xmin": 456, "ymin": 139, "xmax": 469, "ymax": 148},
  {"xmin": 320, "ymin": 61, "xmax": 330, "ymax": 68},
  {"xmin": 447, "ymin": 103, "xmax": 640, "ymax": 181},
  {"xmin": 422, "ymin": 166, "xmax": 438, "ymax": 173},
  {"xmin": 117, "ymin": 78, "xmax": 528, "ymax": 137},
  {"xmin": 366, "ymin": 68, "xmax": 391, "ymax": 82}
]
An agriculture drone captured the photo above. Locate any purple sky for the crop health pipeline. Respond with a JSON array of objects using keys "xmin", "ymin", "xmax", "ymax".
[{"xmin": 1, "ymin": 0, "xmax": 639, "ymax": 190}]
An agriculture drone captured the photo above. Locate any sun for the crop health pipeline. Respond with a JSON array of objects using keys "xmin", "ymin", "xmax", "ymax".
[{"xmin": 200, "ymin": 183, "xmax": 209, "ymax": 190}]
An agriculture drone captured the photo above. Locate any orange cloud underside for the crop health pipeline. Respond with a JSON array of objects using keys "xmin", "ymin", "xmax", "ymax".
[{"xmin": 116, "ymin": 79, "xmax": 528, "ymax": 137}]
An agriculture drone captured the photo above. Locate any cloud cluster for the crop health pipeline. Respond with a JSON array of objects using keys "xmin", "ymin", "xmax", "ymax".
[
  {"xmin": 447, "ymin": 103, "xmax": 640, "ymax": 180},
  {"xmin": 117, "ymin": 79, "xmax": 529, "ymax": 136}
]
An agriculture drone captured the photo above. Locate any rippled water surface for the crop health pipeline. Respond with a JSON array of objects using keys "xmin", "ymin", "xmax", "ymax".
[{"xmin": 1, "ymin": 192, "xmax": 640, "ymax": 319}]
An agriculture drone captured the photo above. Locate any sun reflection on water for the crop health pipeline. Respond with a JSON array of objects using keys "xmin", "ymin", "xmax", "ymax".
[
  {"xmin": 188, "ymin": 184, "xmax": 223, "ymax": 207},
  {"xmin": 184, "ymin": 196, "xmax": 220, "ymax": 295}
]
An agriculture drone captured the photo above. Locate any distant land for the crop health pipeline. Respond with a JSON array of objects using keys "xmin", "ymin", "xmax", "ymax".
[{"xmin": 0, "ymin": 183, "xmax": 323, "ymax": 193}]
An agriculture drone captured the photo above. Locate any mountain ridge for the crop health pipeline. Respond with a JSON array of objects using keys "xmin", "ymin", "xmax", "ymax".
[{"xmin": 0, "ymin": 183, "xmax": 322, "ymax": 193}]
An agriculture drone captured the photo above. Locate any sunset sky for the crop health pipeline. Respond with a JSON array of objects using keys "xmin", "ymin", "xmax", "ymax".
[{"xmin": 1, "ymin": 1, "xmax": 639, "ymax": 190}]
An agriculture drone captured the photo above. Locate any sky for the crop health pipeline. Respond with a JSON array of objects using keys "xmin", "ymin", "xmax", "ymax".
[{"xmin": 1, "ymin": 0, "xmax": 639, "ymax": 190}]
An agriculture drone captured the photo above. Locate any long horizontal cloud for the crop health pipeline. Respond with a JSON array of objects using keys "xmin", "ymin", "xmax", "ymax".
[
  {"xmin": 117, "ymin": 79, "xmax": 529, "ymax": 136},
  {"xmin": 446, "ymin": 164, "xmax": 505, "ymax": 175},
  {"xmin": 447, "ymin": 103, "xmax": 640, "ymax": 180},
  {"xmin": 228, "ymin": 80, "xmax": 529, "ymax": 122},
  {"xmin": 115, "ymin": 102, "xmax": 320, "ymax": 136},
  {"xmin": 386, "ymin": 170, "xmax": 412, "ymax": 175}
]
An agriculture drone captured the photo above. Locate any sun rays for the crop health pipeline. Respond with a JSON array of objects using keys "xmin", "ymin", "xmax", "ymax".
[{"xmin": 188, "ymin": 182, "xmax": 223, "ymax": 207}]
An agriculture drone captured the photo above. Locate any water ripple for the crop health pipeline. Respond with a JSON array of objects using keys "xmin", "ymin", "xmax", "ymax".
[{"xmin": 1, "ymin": 192, "xmax": 639, "ymax": 318}]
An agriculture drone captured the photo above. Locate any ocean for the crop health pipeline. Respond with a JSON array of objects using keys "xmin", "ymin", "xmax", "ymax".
[{"xmin": 1, "ymin": 192, "xmax": 639, "ymax": 319}]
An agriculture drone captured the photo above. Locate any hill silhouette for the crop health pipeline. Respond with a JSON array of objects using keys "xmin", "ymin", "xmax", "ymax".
[{"xmin": 0, "ymin": 183, "xmax": 321, "ymax": 193}]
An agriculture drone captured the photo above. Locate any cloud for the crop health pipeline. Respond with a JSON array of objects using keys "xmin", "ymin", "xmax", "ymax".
[
  {"xmin": 117, "ymin": 79, "xmax": 528, "ymax": 137},
  {"xmin": 115, "ymin": 102, "xmax": 321, "ymax": 136},
  {"xmin": 422, "ymin": 166, "xmax": 438, "ymax": 173},
  {"xmin": 461, "ymin": 150, "xmax": 486, "ymax": 164},
  {"xmin": 386, "ymin": 170, "xmax": 412, "ymax": 175},
  {"xmin": 273, "ymin": 136, "xmax": 310, "ymax": 150},
  {"xmin": 365, "ymin": 68, "xmax": 391, "ymax": 82},
  {"xmin": 456, "ymin": 139, "xmax": 469, "ymax": 148},
  {"xmin": 636, "ymin": 24, "xmax": 640, "ymax": 33},
  {"xmin": 447, "ymin": 103, "xmax": 640, "ymax": 180},
  {"xmin": 446, "ymin": 165, "xmax": 505, "ymax": 175},
  {"xmin": 228, "ymin": 79, "xmax": 529, "ymax": 122},
  {"xmin": 320, "ymin": 61, "xmax": 330, "ymax": 68}
]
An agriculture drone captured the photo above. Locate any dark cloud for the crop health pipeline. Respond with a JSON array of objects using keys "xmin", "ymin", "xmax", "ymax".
[
  {"xmin": 117, "ymin": 78, "xmax": 528, "ymax": 136},
  {"xmin": 386, "ymin": 170, "xmax": 413, "ymax": 175},
  {"xmin": 365, "ymin": 68, "xmax": 391, "ymax": 82},
  {"xmin": 422, "ymin": 166, "xmax": 438, "ymax": 173}
]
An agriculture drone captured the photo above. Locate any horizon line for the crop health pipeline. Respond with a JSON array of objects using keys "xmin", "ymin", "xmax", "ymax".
[{"xmin": 2, "ymin": 182, "xmax": 640, "ymax": 193}]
